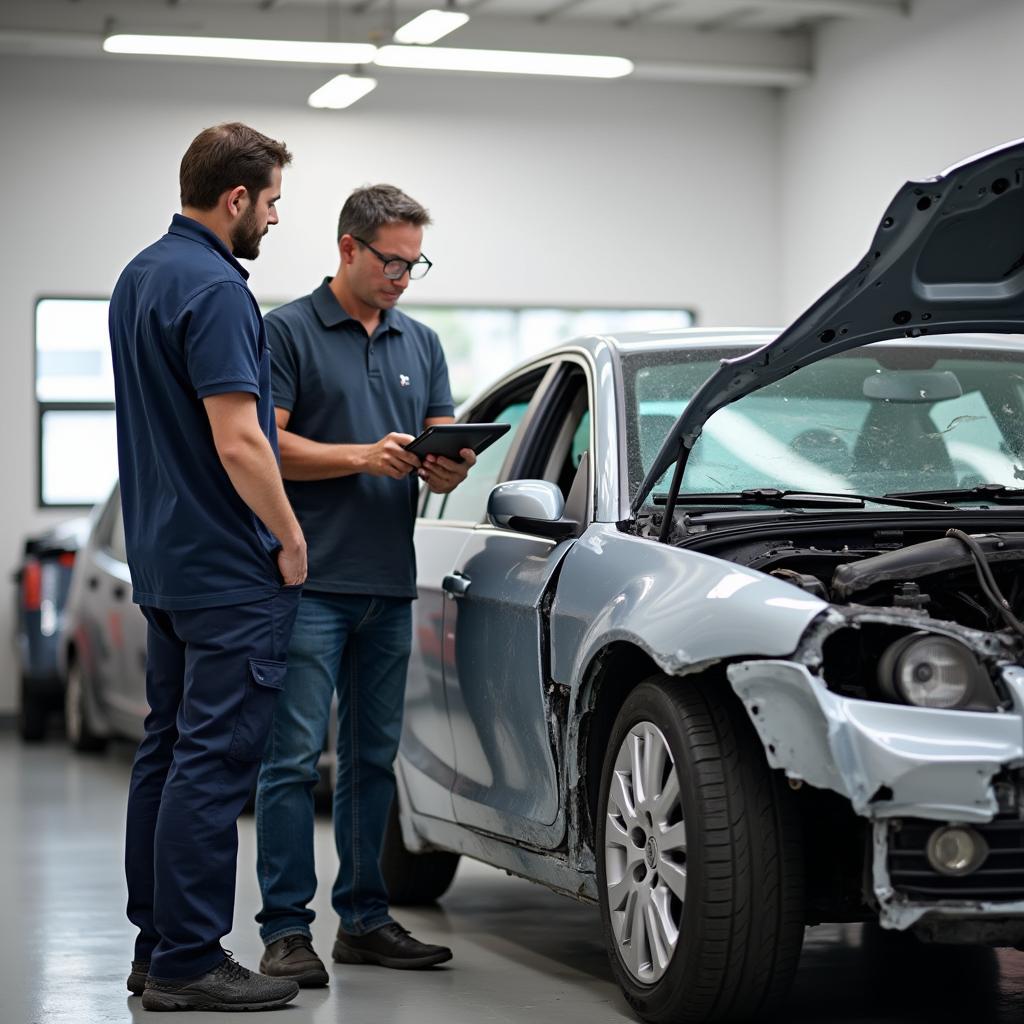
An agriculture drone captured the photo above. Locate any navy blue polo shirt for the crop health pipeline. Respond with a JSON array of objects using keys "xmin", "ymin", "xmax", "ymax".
[
  {"xmin": 267, "ymin": 280, "xmax": 454, "ymax": 598},
  {"xmin": 108, "ymin": 214, "xmax": 282, "ymax": 609}
]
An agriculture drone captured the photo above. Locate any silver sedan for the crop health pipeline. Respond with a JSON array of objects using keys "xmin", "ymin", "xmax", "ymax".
[{"xmin": 386, "ymin": 138, "xmax": 1024, "ymax": 1022}]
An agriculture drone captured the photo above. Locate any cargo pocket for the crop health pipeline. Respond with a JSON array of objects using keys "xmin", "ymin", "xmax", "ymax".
[{"xmin": 228, "ymin": 658, "xmax": 287, "ymax": 762}]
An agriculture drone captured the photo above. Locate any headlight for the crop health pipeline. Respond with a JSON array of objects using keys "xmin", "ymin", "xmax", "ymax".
[{"xmin": 878, "ymin": 632, "xmax": 992, "ymax": 709}]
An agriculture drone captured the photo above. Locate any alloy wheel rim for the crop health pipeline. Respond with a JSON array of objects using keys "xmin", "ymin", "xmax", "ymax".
[{"xmin": 604, "ymin": 720, "xmax": 686, "ymax": 984}]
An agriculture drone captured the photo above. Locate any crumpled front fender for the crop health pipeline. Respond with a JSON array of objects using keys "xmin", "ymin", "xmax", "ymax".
[{"xmin": 728, "ymin": 659, "xmax": 1024, "ymax": 823}]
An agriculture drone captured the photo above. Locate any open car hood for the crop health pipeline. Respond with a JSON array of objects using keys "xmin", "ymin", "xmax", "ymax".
[{"xmin": 633, "ymin": 137, "xmax": 1024, "ymax": 515}]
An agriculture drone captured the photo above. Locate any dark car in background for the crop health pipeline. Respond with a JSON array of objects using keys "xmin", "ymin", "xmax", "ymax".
[{"xmin": 13, "ymin": 514, "xmax": 90, "ymax": 740}]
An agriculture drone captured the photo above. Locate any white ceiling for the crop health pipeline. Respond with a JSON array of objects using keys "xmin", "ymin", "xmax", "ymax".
[
  {"xmin": 0, "ymin": 0, "xmax": 911, "ymax": 87},
  {"xmin": 194, "ymin": 0, "xmax": 906, "ymax": 32}
]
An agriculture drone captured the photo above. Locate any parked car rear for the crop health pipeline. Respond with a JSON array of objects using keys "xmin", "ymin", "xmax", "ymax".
[{"xmin": 13, "ymin": 515, "xmax": 90, "ymax": 740}]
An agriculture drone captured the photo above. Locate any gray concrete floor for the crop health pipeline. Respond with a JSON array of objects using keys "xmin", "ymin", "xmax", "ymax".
[{"xmin": 5, "ymin": 733, "xmax": 1024, "ymax": 1024}]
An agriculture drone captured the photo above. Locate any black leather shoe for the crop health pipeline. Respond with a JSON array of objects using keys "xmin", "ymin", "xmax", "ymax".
[
  {"xmin": 332, "ymin": 921, "xmax": 452, "ymax": 970},
  {"xmin": 260, "ymin": 934, "xmax": 329, "ymax": 988},
  {"xmin": 127, "ymin": 959, "xmax": 150, "ymax": 996},
  {"xmin": 141, "ymin": 954, "xmax": 299, "ymax": 1011}
]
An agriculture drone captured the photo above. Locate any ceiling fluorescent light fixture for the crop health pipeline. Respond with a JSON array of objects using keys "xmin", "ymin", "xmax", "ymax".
[
  {"xmin": 394, "ymin": 10, "xmax": 470, "ymax": 45},
  {"xmin": 375, "ymin": 45, "xmax": 633, "ymax": 78},
  {"xmin": 103, "ymin": 34, "xmax": 377, "ymax": 66},
  {"xmin": 309, "ymin": 74, "xmax": 378, "ymax": 109}
]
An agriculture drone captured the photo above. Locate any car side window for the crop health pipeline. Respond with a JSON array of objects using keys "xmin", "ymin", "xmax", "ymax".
[
  {"xmin": 439, "ymin": 400, "xmax": 530, "ymax": 522},
  {"xmin": 525, "ymin": 368, "xmax": 591, "ymax": 501},
  {"xmin": 571, "ymin": 408, "xmax": 591, "ymax": 473},
  {"xmin": 420, "ymin": 487, "xmax": 445, "ymax": 520}
]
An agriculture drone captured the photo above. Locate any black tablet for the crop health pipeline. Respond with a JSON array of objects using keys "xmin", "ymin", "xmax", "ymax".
[{"xmin": 403, "ymin": 423, "xmax": 511, "ymax": 462}]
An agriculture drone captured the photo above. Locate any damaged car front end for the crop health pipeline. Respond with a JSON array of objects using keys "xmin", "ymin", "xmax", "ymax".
[
  {"xmin": 627, "ymin": 136, "xmax": 1024, "ymax": 954},
  {"xmin": 731, "ymin": 541, "xmax": 1024, "ymax": 943}
]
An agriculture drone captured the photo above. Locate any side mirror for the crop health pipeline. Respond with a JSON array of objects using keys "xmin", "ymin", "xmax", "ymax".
[{"xmin": 487, "ymin": 480, "xmax": 578, "ymax": 540}]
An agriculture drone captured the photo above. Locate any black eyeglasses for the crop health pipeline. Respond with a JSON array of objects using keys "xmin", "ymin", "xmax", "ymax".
[{"xmin": 353, "ymin": 236, "xmax": 432, "ymax": 281}]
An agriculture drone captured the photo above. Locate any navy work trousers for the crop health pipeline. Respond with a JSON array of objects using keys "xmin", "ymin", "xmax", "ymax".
[{"xmin": 125, "ymin": 586, "xmax": 301, "ymax": 980}]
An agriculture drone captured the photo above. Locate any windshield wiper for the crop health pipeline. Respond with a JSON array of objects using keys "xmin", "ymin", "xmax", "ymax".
[
  {"xmin": 886, "ymin": 483, "xmax": 1024, "ymax": 505},
  {"xmin": 652, "ymin": 487, "xmax": 956, "ymax": 511}
]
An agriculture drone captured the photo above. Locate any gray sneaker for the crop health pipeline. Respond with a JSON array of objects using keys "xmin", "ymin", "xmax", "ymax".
[
  {"xmin": 127, "ymin": 959, "xmax": 150, "ymax": 996},
  {"xmin": 260, "ymin": 934, "xmax": 329, "ymax": 988},
  {"xmin": 140, "ymin": 953, "xmax": 299, "ymax": 1012}
]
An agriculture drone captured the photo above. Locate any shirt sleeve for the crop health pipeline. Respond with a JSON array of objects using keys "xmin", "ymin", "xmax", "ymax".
[
  {"xmin": 425, "ymin": 329, "xmax": 455, "ymax": 418},
  {"xmin": 266, "ymin": 312, "xmax": 298, "ymax": 413},
  {"xmin": 176, "ymin": 282, "xmax": 262, "ymax": 399}
]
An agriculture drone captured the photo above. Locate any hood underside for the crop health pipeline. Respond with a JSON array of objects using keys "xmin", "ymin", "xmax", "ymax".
[{"xmin": 634, "ymin": 137, "xmax": 1024, "ymax": 514}]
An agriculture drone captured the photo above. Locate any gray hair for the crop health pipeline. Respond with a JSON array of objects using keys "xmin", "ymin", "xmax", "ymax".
[{"xmin": 337, "ymin": 184, "xmax": 432, "ymax": 242}]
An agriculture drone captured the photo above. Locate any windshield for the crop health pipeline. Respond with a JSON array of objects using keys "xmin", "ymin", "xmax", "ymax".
[{"xmin": 624, "ymin": 338, "xmax": 1024, "ymax": 505}]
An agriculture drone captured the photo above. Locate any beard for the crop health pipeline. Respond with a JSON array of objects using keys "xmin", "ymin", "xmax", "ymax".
[{"xmin": 231, "ymin": 204, "xmax": 266, "ymax": 260}]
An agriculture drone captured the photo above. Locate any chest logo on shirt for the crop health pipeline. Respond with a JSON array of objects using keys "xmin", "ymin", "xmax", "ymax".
[{"xmin": 399, "ymin": 374, "xmax": 411, "ymax": 388}]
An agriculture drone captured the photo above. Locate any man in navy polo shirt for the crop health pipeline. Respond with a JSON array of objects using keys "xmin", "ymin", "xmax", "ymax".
[
  {"xmin": 109, "ymin": 122, "xmax": 307, "ymax": 1012},
  {"xmin": 254, "ymin": 185, "xmax": 473, "ymax": 983}
]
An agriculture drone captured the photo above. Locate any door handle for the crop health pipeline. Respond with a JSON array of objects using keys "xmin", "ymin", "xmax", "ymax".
[{"xmin": 442, "ymin": 572, "xmax": 471, "ymax": 599}]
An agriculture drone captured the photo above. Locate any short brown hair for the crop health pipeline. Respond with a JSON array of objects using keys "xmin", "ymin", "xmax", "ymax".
[
  {"xmin": 337, "ymin": 184, "xmax": 431, "ymax": 242},
  {"xmin": 179, "ymin": 122, "xmax": 292, "ymax": 210}
]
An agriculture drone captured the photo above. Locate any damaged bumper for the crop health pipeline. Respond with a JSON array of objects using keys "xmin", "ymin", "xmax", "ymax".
[
  {"xmin": 728, "ymin": 659, "xmax": 1024, "ymax": 822},
  {"xmin": 729, "ymin": 659, "xmax": 1024, "ymax": 934}
]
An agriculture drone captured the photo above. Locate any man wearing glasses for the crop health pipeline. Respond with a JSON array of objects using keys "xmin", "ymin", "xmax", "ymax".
[{"xmin": 254, "ymin": 185, "xmax": 472, "ymax": 984}]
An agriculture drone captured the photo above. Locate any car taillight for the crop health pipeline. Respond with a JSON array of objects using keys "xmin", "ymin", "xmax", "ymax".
[
  {"xmin": 22, "ymin": 559, "xmax": 41, "ymax": 611},
  {"xmin": 58, "ymin": 551, "xmax": 75, "ymax": 569}
]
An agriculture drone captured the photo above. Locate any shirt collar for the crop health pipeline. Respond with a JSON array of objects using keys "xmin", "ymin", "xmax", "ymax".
[
  {"xmin": 311, "ymin": 278, "xmax": 403, "ymax": 335},
  {"xmin": 168, "ymin": 214, "xmax": 249, "ymax": 280}
]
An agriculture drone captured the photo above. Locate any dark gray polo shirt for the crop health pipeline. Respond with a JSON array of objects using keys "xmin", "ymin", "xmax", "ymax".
[{"xmin": 267, "ymin": 279, "xmax": 454, "ymax": 598}]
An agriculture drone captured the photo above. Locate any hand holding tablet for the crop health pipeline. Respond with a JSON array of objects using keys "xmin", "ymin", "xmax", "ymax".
[{"xmin": 403, "ymin": 423, "xmax": 511, "ymax": 463}]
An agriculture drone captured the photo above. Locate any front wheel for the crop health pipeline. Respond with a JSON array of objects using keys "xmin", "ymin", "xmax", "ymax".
[
  {"xmin": 380, "ymin": 796, "xmax": 460, "ymax": 905},
  {"xmin": 597, "ymin": 675, "xmax": 804, "ymax": 1023}
]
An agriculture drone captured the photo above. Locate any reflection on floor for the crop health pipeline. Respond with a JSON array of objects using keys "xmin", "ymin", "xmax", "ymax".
[{"xmin": 4, "ymin": 733, "xmax": 1024, "ymax": 1023}]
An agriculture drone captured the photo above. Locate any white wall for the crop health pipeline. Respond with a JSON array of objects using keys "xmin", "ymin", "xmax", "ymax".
[
  {"xmin": 0, "ymin": 54, "xmax": 783, "ymax": 712},
  {"xmin": 781, "ymin": 0, "xmax": 1024, "ymax": 319}
]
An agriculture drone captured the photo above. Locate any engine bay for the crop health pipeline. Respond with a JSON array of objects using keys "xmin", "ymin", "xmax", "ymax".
[{"xmin": 674, "ymin": 516, "xmax": 1024, "ymax": 635}]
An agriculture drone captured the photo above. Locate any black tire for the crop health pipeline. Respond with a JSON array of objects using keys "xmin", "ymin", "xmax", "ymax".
[
  {"xmin": 380, "ymin": 796, "xmax": 460, "ymax": 905},
  {"xmin": 64, "ymin": 658, "xmax": 107, "ymax": 753},
  {"xmin": 17, "ymin": 677, "xmax": 48, "ymax": 742},
  {"xmin": 596, "ymin": 674, "xmax": 804, "ymax": 1024}
]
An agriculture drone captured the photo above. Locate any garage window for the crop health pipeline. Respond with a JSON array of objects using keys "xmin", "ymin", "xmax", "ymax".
[
  {"xmin": 36, "ymin": 298, "xmax": 117, "ymax": 507},
  {"xmin": 36, "ymin": 297, "xmax": 693, "ymax": 508}
]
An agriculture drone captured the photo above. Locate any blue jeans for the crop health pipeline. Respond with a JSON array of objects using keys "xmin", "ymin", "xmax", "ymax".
[{"xmin": 255, "ymin": 592, "xmax": 412, "ymax": 941}]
